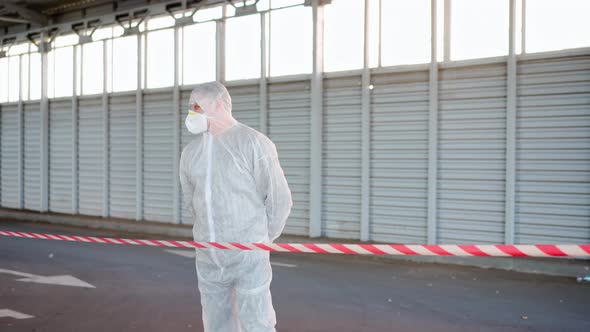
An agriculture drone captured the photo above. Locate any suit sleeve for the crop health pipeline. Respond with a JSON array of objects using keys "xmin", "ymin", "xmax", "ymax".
[{"xmin": 253, "ymin": 138, "xmax": 293, "ymax": 242}]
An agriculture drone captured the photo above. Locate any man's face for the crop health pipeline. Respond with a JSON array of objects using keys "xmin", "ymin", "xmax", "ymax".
[{"xmin": 191, "ymin": 103, "xmax": 204, "ymax": 114}]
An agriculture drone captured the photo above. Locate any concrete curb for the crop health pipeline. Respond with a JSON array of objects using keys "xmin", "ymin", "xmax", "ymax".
[{"xmin": 1, "ymin": 208, "xmax": 588, "ymax": 278}]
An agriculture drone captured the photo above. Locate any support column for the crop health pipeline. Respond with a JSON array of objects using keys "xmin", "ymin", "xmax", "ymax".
[
  {"xmin": 40, "ymin": 32, "xmax": 49, "ymax": 212},
  {"xmin": 504, "ymin": 0, "xmax": 517, "ymax": 244},
  {"xmin": 360, "ymin": 0, "xmax": 371, "ymax": 242},
  {"xmin": 173, "ymin": 26, "xmax": 181, "ymax": 224},
  {"xmin": 101, "ymin": 41, "xmax": 110, "ymax": 218},
  {"xmin": 309, "ymin": 0, "xmax": 324, "ymax": 238},
  {"xmin": 259, "ymin": 12, "xmax": 268, "ymax": 135},
  {"xmin": 427, "ymin": 0, "xmax": 439, "ymax": 244},
  {"xmin": 216, "ymin": 19, "xmax": 225, "ymax": 83},
  {"xmin": 135, "ymin": 33, "xmax": 144, "ymax": 221},
  {"xmin": 72, "ymin": 45, "xmax": 79, "ymax": 214},
  {"xmin": 17, "ymin": 95, "xmax": 24, "ymax": 209},
  {"xmin": 17, "ymin": 53, "xmax": 24, "ymax": 209},
  {"xmin": 443, "ymin": 0, "xmax": 451, "ymax": 61}
]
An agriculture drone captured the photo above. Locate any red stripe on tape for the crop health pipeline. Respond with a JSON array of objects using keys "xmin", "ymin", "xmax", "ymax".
[
  {"xmin": 147, "ymin": 240, "xmax": 167, "ymax": 247},
  {"xmin": 276, "ymin": 243, "xmax": 302, "ymax": 253},
  {"xmin": 496, "ymin": 245, "xmax": 527, "ymax": 257},
  {"xmin": 81, "ymin": 236, "xmax": 99, "ymax": 243},
  {"xmin": 329, "ymin": 244, "xmax": 356, "ymax": 254},
  {"xmin": 360, "ymin": 244, "xmax": 387, "ymax": 255},
  {"xmin": 188, "ymin": 241, "xmax": 207, "ymax": 249},
  {"xmin": 28, "ymin": 233, "xmax": 45, "ymax": 240},
  {"xmin": 303, "ymin": 243, "xmax": 329, "ymax": 254},
  {"xmin": 536, "ymin": 245, "xmax": 567, "ymax": 257},
  {"xmin": 98, "ymin": 237, "xmax": 119, "ymax": 245},
  {"xmin": 390, "ymin": 245, "xmax": 419, "ymax": 255},
  {"xmin": 458, "ymin": 245, "xmax": 490, "ymax": 257},
  {"xmin": 210, "ymin": 242, "xmax": 229, "ymax": 250},
  {"xmin": 424, "ymin": 245, "xmax": 453, "ymax": 256},
  {"xmin": 229, "ymin": 242, "xmax": 252, "ymax": 251},
  {"xmin": 252, "ymin": 243, "xmax": 275, "ymax": 252},
  {"xmin": 168, "ymin": 240, "xmax": 189, "ymax": 248}
]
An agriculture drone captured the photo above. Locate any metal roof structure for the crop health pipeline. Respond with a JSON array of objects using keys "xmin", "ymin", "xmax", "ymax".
[{"xmin": 0, "ymin": 0, "xmax": 235, "ymax": 39}]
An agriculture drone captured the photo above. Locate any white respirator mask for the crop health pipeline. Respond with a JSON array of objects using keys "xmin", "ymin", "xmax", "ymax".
[{"xmin": 185, "ymin": 110, "xmax": 209, "ymax": 134}]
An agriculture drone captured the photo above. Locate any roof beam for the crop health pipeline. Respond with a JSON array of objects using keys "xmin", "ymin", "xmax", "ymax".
[
  {"xmin": 0, "ymin": 15, "xmax": 30, "ymax": 24},
  {"xmin": 2, "ymin": 3, "xmax": 48, "ymax": 26}
]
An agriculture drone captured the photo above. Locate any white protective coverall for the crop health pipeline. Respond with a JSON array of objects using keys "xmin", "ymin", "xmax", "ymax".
[{"xmin": 179, "ymin": 82, "xmax": 293, "ymax": 332}]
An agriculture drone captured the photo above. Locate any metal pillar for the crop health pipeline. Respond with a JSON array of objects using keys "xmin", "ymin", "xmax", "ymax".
[
  {"xmin": 259, "ymin": 12, "xmax": 268, "ymax": 135},
  {"xmin": 40, "ymin": 31, "xmax": 49, "ymax": 212},
  {"xmin": 427, "ymin": 0, "xmax": 439, "ymax": 244},
  {"xmin": 135, "ymin": 33, "xmax": 144, "ymax": 221},
  {"xmin": 443, "ymin": 0, "xmax": 451, "ymax": 61},
  {"xmin": 505, "ymin": 0, "xmax": 517, "ymax": 244},
  {"xmin": 216, "ymin": 19, "xmax": 225, "ymax": 83},
  {"xmin": 17, "ymin": 53, "xmax": 24, "ymax": 209},
  {"xmin": 71, "ymin": 45, "xmax": 79, "ymax": 214},
  {"xmin": 360, "ymin": 0, "xmax": 371, "ymax": 242},
  {"xmin": 309, "ymin": 0, "xmax": 324, "ymax": 238},
  {"xmin": 521, "ymin": 0, "xmax": 526, "ymax": 54},
  {"xmin": 102, "ymin": 41, "xmax": 110, "ymax": 218},
  {"xmin": 173, "ymin": 26, "xmax": 181, "ymax": 224}
]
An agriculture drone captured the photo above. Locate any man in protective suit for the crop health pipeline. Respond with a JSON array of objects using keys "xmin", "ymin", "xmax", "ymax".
[{"xmin": 180, "ymin": 81, "xmax": 292, "ymax": 332}]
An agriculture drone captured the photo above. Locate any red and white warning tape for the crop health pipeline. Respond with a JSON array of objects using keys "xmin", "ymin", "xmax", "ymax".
[{"xmin": 1, "ymin": 230, "xmax": 589, "ymax": 257}]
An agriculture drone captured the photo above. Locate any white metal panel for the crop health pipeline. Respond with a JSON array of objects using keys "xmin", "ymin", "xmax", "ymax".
[
  {"xmin": 322, "ymin": 76, "xmax": 362, "ymax": 239},
  {"xmin": 370, "ymin": 71, "xmax": 430, "ymax": 244},
  {"xmin": 516, "ymin": 55, "xmax": 590, "ymax": 243},
  {"xmin": 48, "ymin": 99, "xmax": 73, "ymax": 214},
  {"xmin": 24, "ymin": 103, "xmax": 41, "ymax": 211},
  {"xmin": 268, "ymin": 80, "xmax": 311, "ymax": 236},
  {"xmin": 78, "ymin": 97, "xmax": 104, "ymax": 216},
  {"xmin": 227, "ymin": 84, "xmax": 260, "ymax": 131},
  {"xmin": 109, "ymin": 94, "xmax": 137, "ymax": 219},
  {"xmin": 143, "ymin": 90, "xmax": 174, "ymax": 223},
  {"xmin": 438, "ymin": 63, "xmax": 507, "ymax": 244},
  {"xmin": 1, "ymin": 104, "xmax": 19, "ymax": 208}
]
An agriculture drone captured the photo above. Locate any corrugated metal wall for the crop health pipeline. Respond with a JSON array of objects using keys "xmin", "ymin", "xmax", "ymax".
[
  {"xmin": 370, "ymin": 70, "xmax": 430, "ymax": 244},
  {"xmin": 109, "ymin": 93, "xmax": 137, "ymax": 219},
  {"xmin": 268, "ymin": 80, "xmax": 311, "ymax": 236},
  {"xmin": 438, "ymin": 63, "xmax": 507, "ymax": 244},
  {"xmin": 515, "ymin": 55, "xmax": 590, "ymax": 243},
  {"xmin": 49, "ymin": 99, "xmax": 73, "ymax": 214},
  {"xmin": 78, "ymin": 97, "xmax": 104, "ymax": 216},
  {"xmin": 143, "ymin": 90, "xmax": 175, "ymax": 223},
  {"xmin": 322, "ymin": 75, "xmax": 362, "ymax": 239},
  {"xmin": 1, "ymin": 53, "xmax": 589, "ymax": 244},
  {"xmin": 227, "ymin": 84, "xmax": 260, "ymax": 131},
  {"xmin": 1, "ymin": 104, "xmax": 19, "ymax": 208},
  {"xmin": 24, "ymin": 103, "xmax": 41, "ymax": 211}
]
